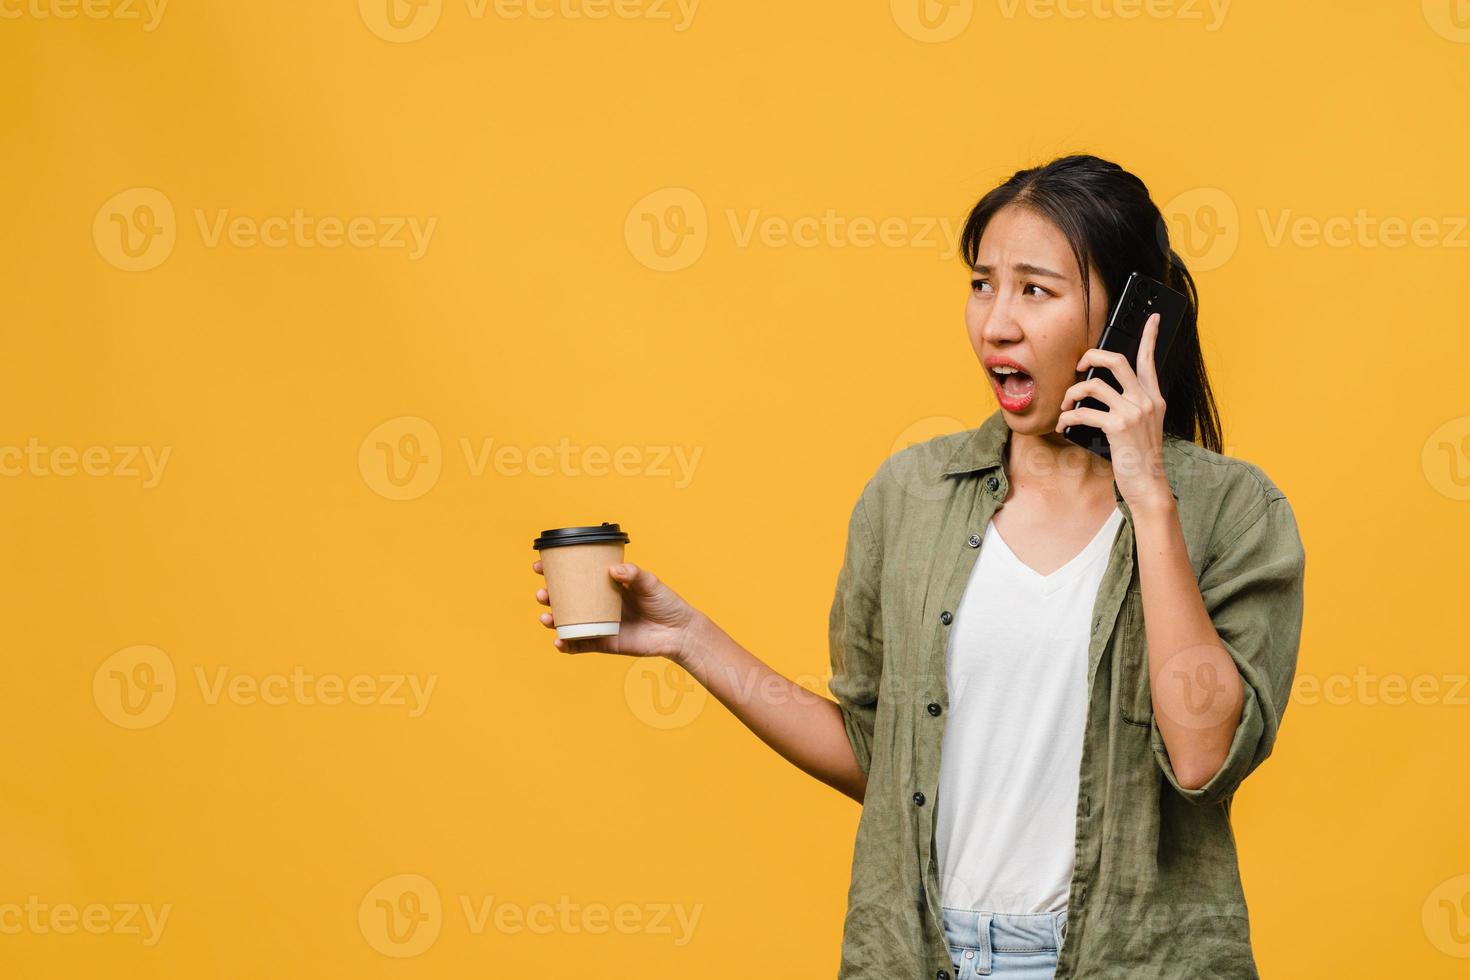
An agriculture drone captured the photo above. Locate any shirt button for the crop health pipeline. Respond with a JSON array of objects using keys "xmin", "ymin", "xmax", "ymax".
[
  {"xmin": 967, "ymin": 533, "xmax": 981, "ymax": 548},
  {"xmin": 913, "ymin": 791, "xmax": 926, "ymax": 806},
  {"xmin": 986, "ymin": 475, "xmax": 1000, "ymax": 492},
  {"xmin": 940, "ymin": 610, "xmax": 953, "ymax": 626},
  {"xmin": 927, "ymin": 702, "xmax": 942, "ymax": 716}
]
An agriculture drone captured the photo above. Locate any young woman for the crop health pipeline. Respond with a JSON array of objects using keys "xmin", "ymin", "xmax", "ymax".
[{"xmin": 531, "ymin": 154, "xmax": 1306, "ymax": 980}]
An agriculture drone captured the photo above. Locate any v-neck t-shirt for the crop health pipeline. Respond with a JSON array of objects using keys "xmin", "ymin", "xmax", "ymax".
[{"xmin": 934, "ymin": 505, "xmax": 1125, "ymax": 914}]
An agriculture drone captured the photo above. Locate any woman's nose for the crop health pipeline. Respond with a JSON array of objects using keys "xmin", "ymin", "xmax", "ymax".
[{"xmin": 980, "ymin": 297, "xmax": 1024, "ymax": 342}]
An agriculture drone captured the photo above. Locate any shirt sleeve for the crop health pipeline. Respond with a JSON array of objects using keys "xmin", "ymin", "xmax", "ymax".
[
  {"xmin": 827, "ymin": 480, "xmax": 884, "ymax": 779},
  {"xmin": 1151, "ymin": 491, "xmax": 1307, "ymax": 807}
]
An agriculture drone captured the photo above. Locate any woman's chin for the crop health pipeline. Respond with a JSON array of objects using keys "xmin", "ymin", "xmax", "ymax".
[{"xmin": 1001, "ymin": 409, "xmax": 1070, "ymax": 442}]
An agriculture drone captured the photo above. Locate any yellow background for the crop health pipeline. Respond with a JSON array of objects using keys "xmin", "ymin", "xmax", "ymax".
[{"xmin": 3, "ymin": 1, "xmax": 1469, "ymax": 976}]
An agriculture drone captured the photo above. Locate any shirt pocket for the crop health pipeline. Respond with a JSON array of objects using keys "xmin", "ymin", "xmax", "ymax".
[{"xmin": 1117, "ymin": 586, "xmax": 1153, "ymax": 726}]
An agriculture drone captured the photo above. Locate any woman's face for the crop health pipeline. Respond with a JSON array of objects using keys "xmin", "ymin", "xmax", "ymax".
[{"xmin": 965, "ymin": 203, "xmax": 1109, "ymax": 438}]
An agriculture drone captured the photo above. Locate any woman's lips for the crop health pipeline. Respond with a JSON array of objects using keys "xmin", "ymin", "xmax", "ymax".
[{"xmin": 989, "ymin": 370, "xmax": 1036, "ymax": 411}]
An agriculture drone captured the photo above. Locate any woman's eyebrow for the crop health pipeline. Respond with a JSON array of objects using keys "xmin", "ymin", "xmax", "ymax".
[{"xmin": 972, "ymin": 262, "xmax": 1068, "ymax": 279}]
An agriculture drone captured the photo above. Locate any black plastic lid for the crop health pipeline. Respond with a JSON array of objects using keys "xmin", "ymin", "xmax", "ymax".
[{"xmin": 533, "ymin": 522, "xmax": 630, "ymax": 551}]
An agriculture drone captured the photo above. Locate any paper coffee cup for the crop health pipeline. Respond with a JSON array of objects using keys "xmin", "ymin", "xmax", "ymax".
[{"xmin": 532, "ymin": 522, "xmax": 631, "ymax": 640}]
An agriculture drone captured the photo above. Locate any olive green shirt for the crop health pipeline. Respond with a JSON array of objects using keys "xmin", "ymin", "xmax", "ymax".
[{"xmin": 827, "ymin": 407, "xmax": 1307, "ymax": 979}]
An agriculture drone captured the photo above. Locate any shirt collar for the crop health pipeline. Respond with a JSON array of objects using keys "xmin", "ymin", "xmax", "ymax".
[{"xmin": 940, "ymin": 407, "xmax": 1182, "ymax": 502}]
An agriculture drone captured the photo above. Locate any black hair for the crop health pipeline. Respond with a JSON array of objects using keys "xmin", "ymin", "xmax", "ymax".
[{"xmin": 958, "ymin": 153, "xmax": 1223, "ymax": 453}]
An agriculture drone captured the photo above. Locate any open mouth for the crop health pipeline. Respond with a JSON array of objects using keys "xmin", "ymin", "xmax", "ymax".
[{"xmin": 988, "ymin": 365, "xmax": 1036, "ymax": 408}]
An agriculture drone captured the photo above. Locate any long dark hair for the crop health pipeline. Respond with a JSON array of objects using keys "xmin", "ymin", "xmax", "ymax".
[{"xmin": 959, "ymin": 153, "xmax": 1223, "ymax": 453}]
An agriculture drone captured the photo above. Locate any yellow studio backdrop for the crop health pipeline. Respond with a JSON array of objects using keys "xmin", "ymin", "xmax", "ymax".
[{"xmin": 2, "ymin": 2, "xmax": 1468, "ymax": 977}]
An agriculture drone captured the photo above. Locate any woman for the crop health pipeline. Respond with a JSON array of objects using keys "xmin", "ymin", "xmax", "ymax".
[{"xmin": 532, "ymin": 154, "xmax": 1306, "ymax": 980}]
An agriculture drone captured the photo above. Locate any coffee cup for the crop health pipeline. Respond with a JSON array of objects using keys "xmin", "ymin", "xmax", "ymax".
[{"xmin": 532, "ymin": 522, "xmax": 631, "ymax": 640}]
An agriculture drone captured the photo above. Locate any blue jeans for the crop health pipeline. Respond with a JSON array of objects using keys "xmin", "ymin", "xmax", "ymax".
[{"xmin": 941, "ymin": 906, "xmax": 1067, "ymax": 979}]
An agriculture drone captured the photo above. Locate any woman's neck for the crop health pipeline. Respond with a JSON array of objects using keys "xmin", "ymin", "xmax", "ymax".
[{"xmin": 1004, "ymin": 428, "xmax": 1117, "ymax": 504}]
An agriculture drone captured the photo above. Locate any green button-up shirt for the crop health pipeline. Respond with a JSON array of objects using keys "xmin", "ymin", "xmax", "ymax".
[{"xmin": 827, "ymin": 407, "xmax": 1307, "ymax": 979}]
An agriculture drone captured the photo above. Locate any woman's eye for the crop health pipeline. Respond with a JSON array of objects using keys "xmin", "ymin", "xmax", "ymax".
[{"xmin": 970, "ymin": 279, "xmax": 1048, "ymax": 296}]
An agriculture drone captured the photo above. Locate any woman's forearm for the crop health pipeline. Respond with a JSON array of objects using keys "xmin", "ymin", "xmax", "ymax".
[
  {"xmin": 1130, "ymin": 493, "xmax": 1243, "ymax": 789},
  {"xmin": 671, "ymin": 612, "xmax": 868, "ymax": 804}
]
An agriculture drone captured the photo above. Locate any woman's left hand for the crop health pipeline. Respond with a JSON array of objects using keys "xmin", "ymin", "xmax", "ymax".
[{"xmin": 1055, "ymin": 311, "xmax": 1172, "ymax": 509}]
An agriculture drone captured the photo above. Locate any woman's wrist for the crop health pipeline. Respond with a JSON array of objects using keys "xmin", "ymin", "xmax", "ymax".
[
  {"xmin": 671, "ymin": 609, "xmax": 718, "ymax": 672},
  {"xmin": 1127, "ymin": 490, "xmax": 1178, "ymax": 524}
]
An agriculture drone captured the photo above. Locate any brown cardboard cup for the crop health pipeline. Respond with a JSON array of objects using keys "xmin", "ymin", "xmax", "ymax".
[{"xmin": 533, "ymin": 523, "xmax": 631, "ymax": 640}]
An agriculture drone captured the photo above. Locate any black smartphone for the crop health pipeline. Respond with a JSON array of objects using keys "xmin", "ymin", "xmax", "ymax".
[{"xmin": 1062, "ymin": 271, "xmax": 1186, "ymax": 459}]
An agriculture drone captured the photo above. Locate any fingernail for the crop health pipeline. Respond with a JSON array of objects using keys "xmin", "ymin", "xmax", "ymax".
[{"xmin": 614, "ymin": 564, "xmax": 628, "ymax": 575}]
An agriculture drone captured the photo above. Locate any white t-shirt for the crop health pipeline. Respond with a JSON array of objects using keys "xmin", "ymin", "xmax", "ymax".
[{"xmin": 934, "ymin": 505, "xmax": 1124, "ymax": 914}]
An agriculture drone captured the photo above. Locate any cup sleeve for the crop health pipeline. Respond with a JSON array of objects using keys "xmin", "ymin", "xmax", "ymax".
[
  {"xmin": 827, "ymin": 482, "xmax": 885, "ymax": 779},
  {"xmin": 1152, "ymin": 492, "xmax": 1307, "ymax": 807}
]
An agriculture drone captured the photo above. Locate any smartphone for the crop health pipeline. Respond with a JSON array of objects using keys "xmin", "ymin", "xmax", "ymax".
[{"xmin": 1062, "ymin": 271, "xmax": 1186, "ymax": 460}]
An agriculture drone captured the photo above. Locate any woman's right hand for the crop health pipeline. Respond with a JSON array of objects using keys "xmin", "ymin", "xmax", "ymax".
[{"xmin": 532, "ymin": 559, "xmax": 704, "ymax": 662}]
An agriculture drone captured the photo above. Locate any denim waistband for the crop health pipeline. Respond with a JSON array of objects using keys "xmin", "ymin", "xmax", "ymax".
[{"xmin": 940, "ymin": 905, "xmax": 1067, "ymax": 965}]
